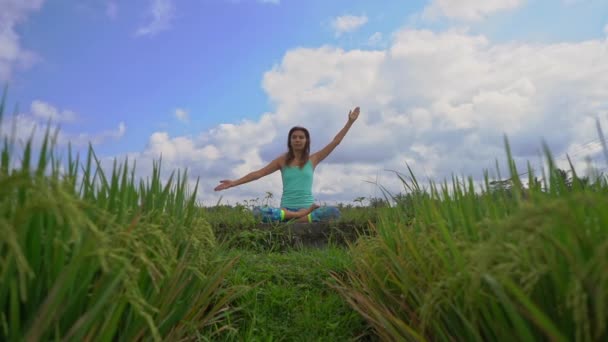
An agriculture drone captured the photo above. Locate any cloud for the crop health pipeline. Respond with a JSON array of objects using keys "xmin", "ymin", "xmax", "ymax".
[
  {"xmin": 108, "ymin": 27, "xmax": 608, "ymax": 206},
  {"xmin": 30, "ymin": 100, "xmax": 78, "ymax": 123},
  {"xmin": 331, "ymin": 15, "xmax": 368, "ymax": 37},
  {"xmin": 174, "ymin": 108, "xmax": 189, "ymax": 123},
  {"xmin": 1, "ymin": 100, "xmax": 126, "ymax": 150},
  {"xmin": 0, "ymin": 0, "xmax": 44, "ymax": 81},
  {"xmin": 423, "ymin": 0, "xmax": 524, "ymax": 21},
  {"xmin": 146, "ymin": 132, "xmax": 220, "ymax": 162},
  {"xmin": 108, "ymin": 114, "xmax": 279, "ymax": 206},
  {"xmin": 258, "ymin": 0, "xmax": 280, "ymax": 4},
  {"xmin": 70, "ymin": 122, "xmax": 126, "ymax": 146},
  {"xmin": 135, "ymin": 0, "xmax": 175, "ymax": 37}
]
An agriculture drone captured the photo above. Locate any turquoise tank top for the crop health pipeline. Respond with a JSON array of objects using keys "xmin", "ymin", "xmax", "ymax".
[{"xmin": 280, "ymin": 160, "xmax": 314, "ymax": 208}]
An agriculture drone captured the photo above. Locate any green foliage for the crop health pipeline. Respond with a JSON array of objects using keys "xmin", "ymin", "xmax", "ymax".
[
  {"xmin": 332, "ymin": 137, "xmax": 608, "ymax": 341},
  {"xmin": 203, "ymin": 204, "xmax": 259, "ymax": 238},
  {"xmin": 204, "ymin": 247, "xmax": 372, "ymax": 341},
  {"xmin": 224, "ymin": 226, "xmax": 301, "ymax": 253},
  {"xmin": 0, "ymin": 90, "xmax": 241, "ymax": 341}
]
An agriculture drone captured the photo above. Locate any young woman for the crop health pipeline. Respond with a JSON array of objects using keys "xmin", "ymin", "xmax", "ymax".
[{"xmin": 214, "ymin": 106, "xmax": 360, "ymax": 223}]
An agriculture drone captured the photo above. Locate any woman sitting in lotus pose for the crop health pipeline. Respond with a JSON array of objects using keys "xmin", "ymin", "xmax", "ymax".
[{"xmin": 214, "ymin": 106, "xmax": 360, "ymax": 223}]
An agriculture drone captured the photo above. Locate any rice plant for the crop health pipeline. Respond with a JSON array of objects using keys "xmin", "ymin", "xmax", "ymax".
[
  {"xmin": 332, "ymin": 136, "xmax": 608, "ymax": 341},
  {"xmin": 0, "ymin": 88, "xmax": 241, "ymax": 341}
]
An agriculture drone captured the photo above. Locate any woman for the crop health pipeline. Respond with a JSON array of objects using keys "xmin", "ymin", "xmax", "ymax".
[{"xmin": 214, "ymin": 106, "xmax": 360, "ymax": 223}]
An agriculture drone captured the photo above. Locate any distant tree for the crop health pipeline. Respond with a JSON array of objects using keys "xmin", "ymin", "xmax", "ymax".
[
  {"xmin": 264, "ymin": 191, "xmax": 274, "ymax": 206},
  {"xmin": 393, "ymin": 192, "xmax": 416, "ymax": 219},
  {"xmin": 555, "ymin": 169, "xmax": 570, "ymax": 188},
  {"xmin": 368, "ymin": 197, "xmax": 388, "ymax": 208},
  {"xmin": 353, "ymin": 196, "xmax": 366, "ymax": 207},
  {"xmin": 488, "ymin": 179, "xmax": 514, "ymax": 198}
]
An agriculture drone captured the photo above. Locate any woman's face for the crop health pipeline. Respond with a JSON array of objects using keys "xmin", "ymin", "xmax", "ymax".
[{"xmin": 290, "ymin": 130, "xmax": 307, "ymax": 151}]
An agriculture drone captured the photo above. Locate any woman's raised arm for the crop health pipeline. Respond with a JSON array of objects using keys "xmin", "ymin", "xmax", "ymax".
[{"xmin": 310, "ymin": 106, "xmax": 360, "ymax": 167}]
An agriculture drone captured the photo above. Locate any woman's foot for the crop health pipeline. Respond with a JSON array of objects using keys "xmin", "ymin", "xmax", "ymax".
[
  {"xmin": 308, "ymin": 203, "xmax": 320, "ymax": 212},
  {"xmin": 281, "ymin": 204, "xmax": 320, "ymax": 220},
  {"xmin": 293, "ymin": 204, "xmax": 320, "ymax": 222}
]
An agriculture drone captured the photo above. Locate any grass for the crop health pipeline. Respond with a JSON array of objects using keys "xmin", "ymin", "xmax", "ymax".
[
  {"xmin": 331, "ymin": 138, "xmax": 608, "ymax": 342},
  {"xmin": 0, "ymin": 88, "xmax": 242, "ymax": 341},
  {"xmin": 2, "ymin": 85, "xmax": 607, "ymax": 341},
  {"xmin": 204, "ymin": 246, "xmax": 372, "ymax": 341}
]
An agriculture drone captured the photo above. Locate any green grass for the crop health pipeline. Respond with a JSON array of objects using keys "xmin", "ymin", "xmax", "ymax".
[
  {"xmin": 331, "ymin": 138, "xmax": 608, "ymax": 342},
  {"xmin": 0, "ymin": 88, "xmax": 242, "ymax": 341},
  {"xmin": 3, "ymin": 85, "xmax": 607, "ymax": 341},
  {"xmin": 205, "ymin": 246, "xmax": 373, "ymax": 341}
]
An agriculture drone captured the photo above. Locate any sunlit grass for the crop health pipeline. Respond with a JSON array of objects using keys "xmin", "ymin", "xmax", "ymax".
[
  {"xmin": 0, "ymin": 89, "xmax": 242, "ymax": 341},
  {"xmin": 332, "ymin": 136, "xmax": 608, "ymax": 341}
]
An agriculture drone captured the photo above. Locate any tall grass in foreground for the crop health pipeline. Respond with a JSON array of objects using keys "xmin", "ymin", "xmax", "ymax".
[
  {"xmin": 333, "ymin": 137, "xmax": 608, "ymax": 341},
  {"xmin": 0, "ymin": 91, "xmax": 241, "ymax": 340}
]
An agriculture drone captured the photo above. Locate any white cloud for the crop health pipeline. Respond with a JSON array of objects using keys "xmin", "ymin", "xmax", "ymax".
[
  {"xmin": 109, "ymin": 27, "xmax": 608, "ymax": 206},
  {"xmin": 0, "ymin": 0, "xmax": 44, "ymax": 81},
  {"xmin": 174, "ymin": 108, "xmax": 189, "ymax": 123},
  {"xmin": 331, "ymin": 15, "xmax": 368, "ymax": 37},
  {"xmin": 71, "ymin": 122, "xmax": 126, "ymax": 146},
  {"xmin": 135, "ymin": 0, "xmax": 175, "ymax": 37},
  {"xmin": 30, "ymin": 100, "xmax": 78, "ymax": 123},
  {"xmin": 1, "ymin": 100, "xmax": 125, "ymax": 150},
  {"xmin": 423, "ymin": 0, "xmax": 524, "ymax": 21},
  {"xmin": 147, "ymin": 132, "xmax": 220, "ymax": 162}
]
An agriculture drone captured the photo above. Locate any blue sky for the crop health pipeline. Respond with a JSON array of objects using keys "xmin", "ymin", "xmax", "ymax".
[
  {"xmin": 2, "ymin": 0, "xmax": 608, "ymax": 206},
  {"xmin": 8, "ymin": 0, "xmax": 430, "ymax": 154}
]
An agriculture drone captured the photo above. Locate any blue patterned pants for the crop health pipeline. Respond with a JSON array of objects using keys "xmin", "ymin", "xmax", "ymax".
[{"xmin": 252, "ymin": 206, "xmax": 341, "ymax": 223}]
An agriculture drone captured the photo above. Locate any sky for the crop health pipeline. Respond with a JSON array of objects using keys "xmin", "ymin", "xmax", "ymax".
[{"xmin": 1, "ymin": 0, "xmax": 607, "ymax": 207}]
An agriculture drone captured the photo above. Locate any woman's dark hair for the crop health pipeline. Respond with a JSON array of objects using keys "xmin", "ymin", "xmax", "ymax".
[{"xmin": 285, "ymin": 126, "xmax": 310, "ymax": 168}]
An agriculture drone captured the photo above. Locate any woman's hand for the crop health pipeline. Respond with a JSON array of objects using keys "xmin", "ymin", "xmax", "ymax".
[
  {"xmin": 348, "ymin": 106, "xmax": 360, "ymax": 123},
  {"xmin": 214, "ymin": 180, "xmax": 234, "ymax": 191}
]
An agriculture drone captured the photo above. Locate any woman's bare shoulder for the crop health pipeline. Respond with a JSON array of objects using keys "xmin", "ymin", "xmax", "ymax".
[{"xmin": 276, "ymin": 153, "xmax": 288, "ymax": 168}]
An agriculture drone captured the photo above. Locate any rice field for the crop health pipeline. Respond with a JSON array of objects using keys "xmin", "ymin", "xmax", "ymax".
[
  {"xmin": 0, "ymin": 91, "xmax": 242, "ymax": 341},
  {"xmin": 332, "ymin": 144, "xmax": 608, "ymax": 341},
  {"xmin": 2, "ymin": 89, "xmax": 607, "ymax": 341}
]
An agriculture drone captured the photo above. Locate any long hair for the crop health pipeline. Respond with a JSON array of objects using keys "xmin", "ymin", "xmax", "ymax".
[{"xmin": 285, "ymin": 126, "xmax": 310, "ymax": 168}]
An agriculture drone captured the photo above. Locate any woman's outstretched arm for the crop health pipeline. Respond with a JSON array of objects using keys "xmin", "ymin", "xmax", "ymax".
[
  {"xmin": 214, "ymin": 156, "xmax": 283, "ymax": 191},
  {"xmin": 310, "ymin": 106, "xmax": 360, "ymax": 167}
]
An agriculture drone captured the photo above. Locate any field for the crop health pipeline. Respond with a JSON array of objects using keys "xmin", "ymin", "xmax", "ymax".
[{"xmin": 2, "ymin": 91, "xmax": 607, "ymax": 341}]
